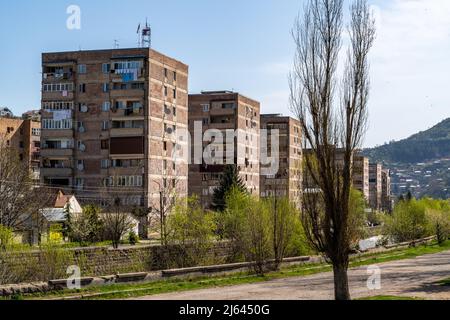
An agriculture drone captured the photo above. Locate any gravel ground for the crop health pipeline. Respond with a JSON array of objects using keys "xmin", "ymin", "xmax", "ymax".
[{"xmin": 134, "ymin": 250, "xmax": 450, "ymax": 300}]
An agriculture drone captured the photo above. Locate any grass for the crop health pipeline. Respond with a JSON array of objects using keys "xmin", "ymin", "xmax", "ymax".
[{"xmin": 7, "ymin": 240, "xmax": 450, "ymax": 301}]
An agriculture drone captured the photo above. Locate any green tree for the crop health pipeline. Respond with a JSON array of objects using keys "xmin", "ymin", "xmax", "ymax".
[
  {"xmin": 383, "ymin": 199, "xmax": 430, "ymax": 243},
  {"xmin": 167, "ymin": 196, "xmax": 216, "ymax": 267},
  {"xmin": 265, "ymin": 197, "xmax": 301, "ymax": 270},
  {"xmin": 212, "ymin": 165, "xmax": 247, "ymax": 211},
  {"xmin": 67, "ymin": 205, "xmax": 104, "ymax": 245}
]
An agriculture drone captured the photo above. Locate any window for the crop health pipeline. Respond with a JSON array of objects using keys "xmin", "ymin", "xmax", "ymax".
[
  {"xmin": 109, "ymin": 175, "xmax": 143, "ymax": 187},
  {"xmin": 42, "ymin": 101, "xmax": 73, "ymax": 110},
  {"xmin": 202, "ymin": 104, "xmax": 210, "ymax": 112},
  {"xmin": 75, "ymin": 178, "xmax": 84, "ymax": 191},
  {"xmin": 79, "ymin": 84, "xmax": 86, "ymax": 93},
  {"xmin": 102, "ymin": 101, "xmax": 111, "ymax": 112},
  {"xmin": 164, "ymin": 68, "xmax": 168, "ymax": 78},
  {"xmin": 78, "ymin": 64, "xmax": 87, "ymax": 74},
  {"xmin": 102, "ymin": 120, "xmax": 109, "ymax": 131},
  {"xmin": 173, "ymin": 71, "xmax": 177, "ymax": 81},
  {"xmin": 101, "ymin": 159, "xmax": 110, "ymax": 169},
  {"xmin": 42, "ymin": 83, "xmax": 74, "ymax": 92},
  {"xmin": 102, "ymin": 83, "xmax": 109, "ymax": 93},
  {"xmin": 101, "ymin": 139, "xmax": 109, "ymax": 150},
  {"xmin": 173, "ymin": 106, "xmax": 177, "ymax": 117},
  {"xmin": 164, "ymin": 86, "xmax": 168, "ymax": 97},
  {"xmin": 173, "ymin": 89, "xmax": 177, "ymax": 99},
  {"xmin": 163, "ymin": 141, "xmax": 167, "ymax": 151},
  {"xmin": 42, "ymin": 119, "xmax": 73, "ymax": 130},
  {"xmin": 102, "ymin": 63, "xmax": 111, "ymax": 74},
  {"xmin": 19, "ymin": 141, "xmax": 24, "ymax": 148},
  {"xmin": 32, "ymin": 128, "xmax": 41, "ymax": 136}
]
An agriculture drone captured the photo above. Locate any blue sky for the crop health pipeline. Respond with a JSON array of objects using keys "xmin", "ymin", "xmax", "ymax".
[{"xmin": 0, "ymin": 0, "xmax": 449, "ymax": 147}]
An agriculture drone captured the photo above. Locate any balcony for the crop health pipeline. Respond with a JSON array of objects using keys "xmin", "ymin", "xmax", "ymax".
[
  {"xmin": 40, "ymin": 148, "xmax": 73, "ymax": 157},
  {"xmin": 41, "ymin": 167, "xmax": 73, "ymax": 177},
  {"xmin": 110, "ymin": 127, "xmax": 144, "ymax": 137},
  {"xmin": 41, "ymin": 129, "xmax": 74, "ymax": 138},
  {"xmin": 210, "ymin": 107, "xmax": 236, "ymax": 117}
]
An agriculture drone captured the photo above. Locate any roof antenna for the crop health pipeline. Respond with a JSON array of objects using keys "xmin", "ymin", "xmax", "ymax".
[
  {"xmin": 113, "ymin": 39, "xmax": 120, "ymax": 49},
  {"xmin": 140, "ymin": 18, "xmax": 152, "ymax": 48}
]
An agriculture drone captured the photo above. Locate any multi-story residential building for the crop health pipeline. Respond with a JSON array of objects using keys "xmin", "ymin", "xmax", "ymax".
[
  {"xmin": 381, "ymin": 168, "xmax": 392, "ymax": 212},
  {"xmin": 0, "ymin": 116, "xmax": 41, "ymax": 180},
  {"xmin": 369, "ymin": 163, "xmax": 383, "ymax": 211},
  {"xmin": 40, "ymin": 48, "xmax": 189, "ymax": 214},
  {"xmin": 260, "ymin": 114, "xmax": 302, "ymax": 205},
  {"xmin": 353, "ymin": 154, "xmax": 370, "ymax": 201},
  {"xmin": 188, "ymin": 91, "xmax": 260, "ymax": 209}
]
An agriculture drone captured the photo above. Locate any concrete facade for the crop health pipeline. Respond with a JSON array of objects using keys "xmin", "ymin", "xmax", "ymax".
[
  {"xmin": 369, "ymin": 163, "xmax": 383, "ymax": 211},
  {"xmin": 188, "ymin": 91, "xmax": 260, "ymax": 208},
  {"xmin": 381, "ymin": 168, "xmax": 392, "ymax": 212},
  {"xmin": 352, "ymin": 154, "xmax": 370, "ymax": 201},
  {"xmin": 260, "ymin": 114, "xmax": 302, "ymax": 205},
  {"xmin": 40, "ymin": 48, "xmax": 189, "ymax": 210}
]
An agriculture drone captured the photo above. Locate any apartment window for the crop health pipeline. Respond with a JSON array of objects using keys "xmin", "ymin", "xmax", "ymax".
[
  {"xmin": 42, "ymin": 119, "xmax": 73, "ymax": 130},
  {"xmin": 102, "ymin": 83, "xmax": 109, "ymax": 93},
  {"xmin": 173, "ymin": 89, "xmax": 177, "ymax": 99},
  {"xmin": 101, "ymin": 159, "xmax": 110, "ymax": 169},
  {"xmin": 163, "ymin": 141, "xmax": 167, "ymax": 151},
  {"xmin": 75, "ymin": 178, "xmax": 84, "ymax": 191},
  {"xmin": 101, "ymin": 139, "xmax": 109, "ymax": 150},
  {"xmin": 102, "ymin": 63, "xmax": 111, "ymax": 74},
  {"xmin": 173, "ymin": 106, "xmax": 177, "ymax": 117},
  {"xmin": 42, "ymin": 83, "xmax": 74, "ymax": 92},
  {"xmin": 164, "ymin": 86, "xmax": 168, "ymax": 97},
  {"xmin": 19, "ymin": 141, "xmax": 24, "ymax": 148},
  {"xmin": 79, "ymin": 84, "xmax": 86, "ymax": 93},
  {"xmin": 32, "ymin": 128, "xmax": 41, "ymax": 136},
  {"xmin": 164, "ymin": 68, "xmax": 168, "ymax": 78},
  {"xmin": 202, "ymin": 118, "xmax": 209, "ymax": 125},
  {"xmin": 202, "ymin": 104, "xmax": 210, "ymax": 112},
  {"xmin": 102, "ymin": 101, "xmax": 111, "ymax": 112},
  {"xmin": 102, "ymin": 120, "xmax": 109, "ymax": 131},
  {"xmin": 173, "ymin": 71, "xmax": 177, "ymax": 81},
  {"xmin": 78, "ymin": 64, "xmax": 87, "ymax": 74}
]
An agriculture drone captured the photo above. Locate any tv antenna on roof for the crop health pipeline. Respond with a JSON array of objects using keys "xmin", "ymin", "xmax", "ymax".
[
  {"xmin": 137, "ymin": 19, "xmax": 152, "ymax": 48},
  {"xmin": 113, "ymin": 39, "xmax": 120, "ymax": 49}
]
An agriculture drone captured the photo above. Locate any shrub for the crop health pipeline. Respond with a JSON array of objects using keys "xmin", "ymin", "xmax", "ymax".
[
  {"xmin": 383, "ymin": 199, "xmax": 431, "ymax": 243},
  {"xmin": 0, "ymin": 225, "xmax": 14, "ymax": 250},
  {"xmin": 166, "ymin": 197, "xmax": 217, "ymax": 268},
  {"xmin": 427, "ymin": 209, "xmax": 450, "ymax": 245},
  {"xmin": 222, "ymin": 189, "xmax": 272, "ymax": 275},
  {"xmin": 265, "ymin": 197, "xmax": 304, "ymax": 270},
  {"xmin": 67, "ymin": 205, "xmax": 104, "ymax": 245},
  {"xmin": 128, "ymin": 231, "xmax": 139, "ymax": 246}
]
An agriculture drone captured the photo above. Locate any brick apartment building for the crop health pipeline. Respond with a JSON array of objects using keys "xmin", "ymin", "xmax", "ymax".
[
  {"xmin": 40, "ymin": 48, "xmax": 189, "ymax": 211},
  {"xmin": 0, "ymin": 115, "xmax": 41, "ymax": 181},
  {"xmin": 352, "ymin": 154, "xmax": 370, "ymax": 201},
  {"xmin": 369, "ymin": 163, "xmax": 383, "ymax": 211},
  {"xmin": 381, "ymin": 168, "xmax": 392, "ymax": 212},
  {"xmin": 260, "ymin": 114, "xmax": 302, "ymax": 204},
  {"xmin": 188, "ymin": 91, "xmax": 260, "ymax": 209}
]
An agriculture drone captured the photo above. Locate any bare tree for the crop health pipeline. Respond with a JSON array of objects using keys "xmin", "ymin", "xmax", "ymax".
[
  {"xmin": 0, "ymin": 137, "xmax": 53, "ymax": 236},
  {"xmin": 103, "ymin": 197, "xmax": 136, "ymax": 249},
  {"xmin": 289, "ymin": 0, "xmax": 375, "ymax": 300},
  {"xmin": 148, "ymin": 105, "xmax": 183, "ymax": 246}
]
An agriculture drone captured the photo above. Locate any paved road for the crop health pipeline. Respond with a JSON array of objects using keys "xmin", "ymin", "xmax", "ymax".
[{"xmin": 136, "ymin": 250, "xmax": 450, "ymax": 300}]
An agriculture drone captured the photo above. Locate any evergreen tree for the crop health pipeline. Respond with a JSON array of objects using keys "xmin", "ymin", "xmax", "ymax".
[
  {"xmin": 406, "ymin": 191, "xmax": 413, "ymax": 202},
  {"xmin": 212, "ymin": 165, "xmax": 247, "ymax": 211}
]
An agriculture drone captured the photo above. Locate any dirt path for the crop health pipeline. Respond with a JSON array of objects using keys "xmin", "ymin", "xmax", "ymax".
[{"xmin": 135, "ymin": 250, "xmax": 450, "ymax": 300}]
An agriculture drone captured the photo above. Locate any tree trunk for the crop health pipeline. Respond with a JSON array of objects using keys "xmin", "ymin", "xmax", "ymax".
[{"xmin": 333, "ymin": 264, "xmax": 351, "ymax": 300}]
